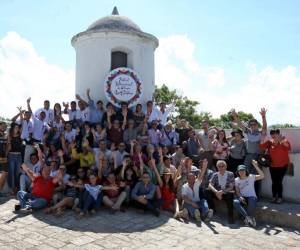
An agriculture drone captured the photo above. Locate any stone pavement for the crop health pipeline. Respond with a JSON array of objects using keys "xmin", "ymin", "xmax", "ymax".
[{"xmin": 0, "ymin": 198, "xmax": 299, "ymax": 250}]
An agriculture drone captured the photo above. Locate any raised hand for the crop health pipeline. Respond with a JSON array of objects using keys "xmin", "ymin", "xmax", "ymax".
[
  {"xmin": 259, "ymin": 107, "xmax": 267, "ymax": 117},
  {"xmin": 57, "ymin": 149, "xmax": 64, "ymax": 158},
  {"xmin": 75, "ymin": 94, "xmax": 81, "ymax": 100},
  {"xmin": 231, "ymin": 109, "xmax": 238, "ymax": 120},
  {"xmin": 62, "ymin": 102, "xmax": 69, "ymax": 108},
  {"xmin": 27, "ymin": 97, "xmax": 31, "ymax": 103}
]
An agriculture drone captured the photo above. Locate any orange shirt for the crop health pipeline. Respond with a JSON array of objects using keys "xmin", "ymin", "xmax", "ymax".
[{"xmin": 260, "ymin": 140, "xmax": 291, "ymax": 168}]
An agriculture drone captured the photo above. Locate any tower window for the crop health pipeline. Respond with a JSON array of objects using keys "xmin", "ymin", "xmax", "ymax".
[{"xmin": 111, "ymin": 51, "xmax": 127, "ymax": 70}]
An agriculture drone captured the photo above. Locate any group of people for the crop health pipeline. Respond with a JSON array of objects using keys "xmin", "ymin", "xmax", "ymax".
[{"xmin": 0, "ymin": 89, "xmax": 292, "ymax": 227}]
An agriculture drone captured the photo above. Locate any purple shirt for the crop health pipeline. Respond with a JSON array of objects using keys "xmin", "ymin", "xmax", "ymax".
[{"xmin": 148, "ymin": 128, "xmax": 162, "ymax": 146}]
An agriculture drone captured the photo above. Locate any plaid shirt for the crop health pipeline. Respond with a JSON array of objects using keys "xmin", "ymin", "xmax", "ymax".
[{"xmin": 209, "ymin": 171, "xmax": 235, "ymax": 191}]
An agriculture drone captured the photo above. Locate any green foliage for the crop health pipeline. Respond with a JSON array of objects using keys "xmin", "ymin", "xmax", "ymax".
[
  {"xmin": 154, "ymin": 84, "xmax": 263, "ymax": 129},
  {"xmin": 154, "ymin": 84, "xmax": 212, "ymax": 128},
  {"xmin": 269, "ymin": 124, "xmax": 298, "ymax": 129}
]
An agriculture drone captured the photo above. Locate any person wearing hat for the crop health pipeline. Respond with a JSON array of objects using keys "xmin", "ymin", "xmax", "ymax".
[
  {"xmin": 233, "ymin": 160, "xmax": 264, "ymax": 227},
  {"xmin": 228, "ymin": 129, "xmax": 246, "ymax": 175},
  {"xmin": 148, "ymin": 120, "xmax": 162, "ymax": 146},
  {"xmin": 160, "ymin": 121, "xmax": 179, "ymax": 150},
  {"xmin": 154, "ymin": 167, "xmax": 179, "ymax": 217}
]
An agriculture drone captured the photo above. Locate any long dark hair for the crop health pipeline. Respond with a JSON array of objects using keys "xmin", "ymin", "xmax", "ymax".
[
  {"xmin": 163, "ymin": 174, "xmax": 175, "ymax": 193},
  {"xmin": 216, "ymin": 129, "xmax": 228, "ymax": 144},
  {"xmin": 9, "ymin": 123, "xmax": 20, "ymax": 138}
]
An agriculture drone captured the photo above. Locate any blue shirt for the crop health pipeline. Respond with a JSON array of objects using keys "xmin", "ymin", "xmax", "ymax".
[
  {"xmin": 88, "ymin": 100, "xmax": 104, "ymax": 124},
  {"xmin": 131, "ymin": 181, "xmax": 157, "ymax": 200}
]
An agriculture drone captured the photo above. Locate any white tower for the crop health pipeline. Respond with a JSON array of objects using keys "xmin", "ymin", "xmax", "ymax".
[{"xmin": 71, "ymin": 7, "xmax": 159, "ymax": 107}]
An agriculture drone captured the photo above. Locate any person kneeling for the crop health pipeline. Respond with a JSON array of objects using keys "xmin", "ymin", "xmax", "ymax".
[
  {"xmin": 131, "ymin": 172, "xmax": 161, "ymax": 217},
  {"xmin": 233, "ymin": 160, "xmax": 264, "ymax": 227}
]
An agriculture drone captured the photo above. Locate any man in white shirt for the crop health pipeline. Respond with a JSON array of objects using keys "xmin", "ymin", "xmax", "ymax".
[
  {"xmin": 158, "ymin": 102, "xmax": 175, "ymax": 126},
  {"xmin": 63, "ymin": 101, "xmax": 81, "ymax": 122},
  {"xmin": 27, "ymin": 98, "xmax": 50, "ymax": 142},
  {"xmin": 76, "ymin": 94, "xmax": 90, "ymax": 124},
  {"xmin": 34, "ymin": 100, "xmax": 54, "ymax": 124},
  {"xmin": 180, "ymin": 159, "xmax": 213, "ymax": 222},
  {"xmin": 145, "ymin": 101, "xmax": 160, "ymax": 124},
  {"xmin": 20, "ymin": 152, "xmax": 41, "ymax": 191},
  {"xmin": 63, "ymin": 122, "xmax": 76, "ymax": 143}
]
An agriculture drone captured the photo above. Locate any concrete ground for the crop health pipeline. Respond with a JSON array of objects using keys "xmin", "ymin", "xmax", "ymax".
[{"xmin": 0, "ymin": 197, "xmax": 299, "ymax": 250}]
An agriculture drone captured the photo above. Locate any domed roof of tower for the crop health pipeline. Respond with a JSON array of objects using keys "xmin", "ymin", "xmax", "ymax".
[
  {"xmin": 87, "ymin": 7, "xmax": 142, "ymax": 33},
  {"xmin": 72, "ymin": 7, "xmax": 158, "ymax": 47}
]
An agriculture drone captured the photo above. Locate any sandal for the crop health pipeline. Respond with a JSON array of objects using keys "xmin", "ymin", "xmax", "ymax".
[{"xmin": 276, "ymin": 198, "xmax": 283, "ymax": 204}]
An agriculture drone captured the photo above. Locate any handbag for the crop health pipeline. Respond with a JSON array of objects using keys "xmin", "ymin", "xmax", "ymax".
[{"xmin": 257, "ymin": 153, "xmax": 271, "ymax": 168}]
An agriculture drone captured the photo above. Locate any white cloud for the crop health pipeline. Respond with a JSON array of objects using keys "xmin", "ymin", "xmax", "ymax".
[
  {"xmin": 155, "ymin": 35, "xmax": 225, "ymax": 91},
  {"xmin": 0, "ymin": 32, "xmax": 74, "ymax": 118},
  {"xmin": 155, "ymin": 34, "xmax": 300, "ymax": 125},
  {"xmin": 1, "ymin": 32, "xmax": 299, "ymax": 126}
]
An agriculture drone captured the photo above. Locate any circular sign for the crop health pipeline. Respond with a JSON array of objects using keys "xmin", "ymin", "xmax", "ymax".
[{"xmin": 104, "ymin": 67, "xmax": 142, "ymax": 107}]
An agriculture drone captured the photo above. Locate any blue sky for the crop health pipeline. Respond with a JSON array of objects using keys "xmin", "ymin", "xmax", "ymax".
[{"xmin": 1, "ymin": 0, "xmax": 300, "ymax": 124}]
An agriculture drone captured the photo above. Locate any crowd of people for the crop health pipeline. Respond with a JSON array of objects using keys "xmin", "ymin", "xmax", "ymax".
[{"xmin": 0, "ymin": 89, "xmax": 292, "ymax": 227}]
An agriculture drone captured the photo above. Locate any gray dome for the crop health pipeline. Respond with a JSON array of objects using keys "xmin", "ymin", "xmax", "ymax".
[
  {"xmin": 71, "ymin": 7, "xmax": 158, "ymax": 48},
  {"xmin": 87, "ymin": 15, "xmax": 142, "ymax": 33}
]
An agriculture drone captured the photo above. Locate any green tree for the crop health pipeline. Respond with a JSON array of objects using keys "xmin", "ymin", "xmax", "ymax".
[
  {"xmin": 269, "ymin": 124, "xmax": 298, "ymax": 129},
  {"xmin": 154, "ymin": 84, "xmax": 258, "ymax": 129},
  {"xmin": 154, "ymin": 84, "xmax": 213, "ymax": 128}
]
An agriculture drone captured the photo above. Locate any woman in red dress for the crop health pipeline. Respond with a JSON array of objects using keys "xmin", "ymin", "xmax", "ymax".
[{"xmin": 154, "ymin": 167, "xmax": 179, "ymax": 216}]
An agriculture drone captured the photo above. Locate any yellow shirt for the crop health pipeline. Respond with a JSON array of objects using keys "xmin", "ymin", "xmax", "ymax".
[{"xmin": 71, "ymin": 148, "xmax": 95, "ymax": 168}]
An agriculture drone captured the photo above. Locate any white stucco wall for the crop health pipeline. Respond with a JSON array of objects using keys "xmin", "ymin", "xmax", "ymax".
[
  {"xmin": 261, "ymin": 153, "xmax": 300, "ymax": 203},
  {"xmin": 72, "ymin": 32, "xmax": 157, "ymax": 106}
]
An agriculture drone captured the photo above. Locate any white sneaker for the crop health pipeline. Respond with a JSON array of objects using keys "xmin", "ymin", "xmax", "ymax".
[
  {"xmin": 205, "ymin": 209, "xmax": 214, "ymax": 222},
  {"xmin": 244, "ymin": 216, "xmax": 251, "ymax": 226},
  {"xmin": 194, "ymin": 209, "xmax": 201, "ymax": 222},
  {"xmin": 249, "ymin": 217, "xmax": 257, "ymax": 227}
]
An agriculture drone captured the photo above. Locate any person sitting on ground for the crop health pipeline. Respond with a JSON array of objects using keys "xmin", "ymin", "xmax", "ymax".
[
  {"xmin": 119, "ymin": 156, "xmax": 139, "ymax": 206},
  {"xmin": 20, "ymin": 152, "xmax": 41, "ymax": 191},
  {"xmin": 179, "ymin": 159, "xmax": 213, "ymax": 222},
  {"xmin": 45, "ymin": 175, "xmax": 79, "ymax": 216},
  {"xmin": 175, "ymin": 157, "xmax": 198, "ymax": 204},
  {"xmin": 102, "ymin": 172, "xmax": 127, "ymax": 213},
  {"xmin": 155, "ymin": 167, "xmax": 179, "ymax": 217},
  {"xmin": 207, "ymin": 160, "xmax": 235, "ymax": 224},
  {"xmin": 131, "ymin": 172, "xmax": 162, "ymax": 217},
  {"xmin": 15, "ymin": 163, "xmax": 63, "ymax": 213},
  {"xmin": 77, "ymin": 173, "xmax": 118, "ymax": 218},
  {"xmin": 233, "ymin": 160, "xmax": 264, "ymax": 227}
]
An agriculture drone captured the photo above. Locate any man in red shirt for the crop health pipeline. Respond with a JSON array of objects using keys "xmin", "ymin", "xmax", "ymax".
[{"xmin": 15, "ymin": 162, "xmax": 62, "ymax": 213}]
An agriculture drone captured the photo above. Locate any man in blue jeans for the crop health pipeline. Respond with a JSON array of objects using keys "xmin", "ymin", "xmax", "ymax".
[
  {"xmin": 181, "ymin": 159, "xmax": 213, "ymax": 222},
  {"xmin": 16, "ymin": 163, "xmax": 63, "ymax": 213}
]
